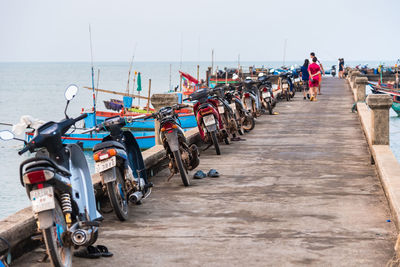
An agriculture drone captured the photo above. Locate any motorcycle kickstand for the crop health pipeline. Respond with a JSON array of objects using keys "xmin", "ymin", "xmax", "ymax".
[{"xmin": 202, "ymin": 143, "xmax": 213, "ymax": 151}]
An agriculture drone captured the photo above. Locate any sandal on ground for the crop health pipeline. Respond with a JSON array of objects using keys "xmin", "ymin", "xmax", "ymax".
[
  {"xmin": 207, "ymin": 169, "xmax": 220, "ymax": 178},
  {"xmin": 73, "ymin": 245, "xmax": 101, "ymax": 259},
  {"xmin": 96, "ymin": 245, "xmax": 113, "ymax": 257},
  {"xmin": 193, "ymin": 170, "xmax": 207, "ymax": 179}
]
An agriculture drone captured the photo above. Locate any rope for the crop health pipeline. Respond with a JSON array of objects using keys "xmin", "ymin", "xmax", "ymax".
[{"xmin": 351, "ymin": 101, "xmax": 366, "ymax": 113}]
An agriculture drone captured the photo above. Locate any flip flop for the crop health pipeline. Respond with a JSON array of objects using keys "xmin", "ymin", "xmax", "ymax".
[
  {"xmin": 193, "ymin": 170, "xmax": 207, "ymax": 179},
  {"xmin": 73, "ymin": 245, "xmax": 101, "ymax": 259},
  {"xmin": 96, "ymin": 245, "xmax": 113, "ymax": 257},
  {"xmin": 207, "ymin": 169, "xmax": 220, "ymax": 178}
]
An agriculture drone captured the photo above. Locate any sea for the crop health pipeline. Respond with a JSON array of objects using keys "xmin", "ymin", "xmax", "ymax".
[{"xmin": 0, "ymin": 60, "xmax": 398, "ymax": 219}]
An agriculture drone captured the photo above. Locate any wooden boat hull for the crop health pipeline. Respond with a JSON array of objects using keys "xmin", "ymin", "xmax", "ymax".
[{"xmin": 369, "ymin": 83, "xmax": 400, "ymax": 116}]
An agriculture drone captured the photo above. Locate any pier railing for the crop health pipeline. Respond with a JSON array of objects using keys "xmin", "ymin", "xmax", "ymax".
[{"xmin": 347, "ymin": 70, "xmax": 400, "ymax": 250}]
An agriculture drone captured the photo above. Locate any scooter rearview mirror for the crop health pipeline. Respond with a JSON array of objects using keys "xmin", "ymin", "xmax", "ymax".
[
  {"xmin": 65, "ymin": 84, "xmax": 79, "ymax": 101},
  {"xmin": 64, "ymin": 84, "xmax": 79, "ymax": 119},
  {"xmin": 0, "ymin": 130, "xmax": 14, "ymax": 141}
]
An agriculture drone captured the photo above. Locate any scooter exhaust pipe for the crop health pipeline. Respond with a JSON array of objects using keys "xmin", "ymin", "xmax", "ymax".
[
  {"xmin": 71, "ymin": 229, "xmax": 89, "ymax": 246},
  {"xmin": 129, "ymin": 191, "xmax": 143, "ymax": 204}
]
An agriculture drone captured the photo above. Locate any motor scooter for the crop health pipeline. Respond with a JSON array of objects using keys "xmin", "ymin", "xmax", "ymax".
[{"xmin": 0, "ymin": 85, "xmax": 102, "ymax": 267}]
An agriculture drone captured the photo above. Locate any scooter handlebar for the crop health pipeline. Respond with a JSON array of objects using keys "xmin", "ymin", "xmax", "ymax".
[{"xmin": 18, "ymin": 143, "xmax": 33, "ymax": 155}]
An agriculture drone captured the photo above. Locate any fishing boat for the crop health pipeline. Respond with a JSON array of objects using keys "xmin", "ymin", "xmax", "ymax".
[
  {"xmin": 25, "ymin": 131, "xmax": 156, "ymax": 150},
  {"xmin": 369, "ymin": 81, "xmax": 400, "ymax": 116},
  {"xmin": 83, "ymin": 110, "xmax": 196, "ymax": 129}
]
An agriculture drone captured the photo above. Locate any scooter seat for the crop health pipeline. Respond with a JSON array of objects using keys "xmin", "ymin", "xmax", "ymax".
[{"xmin": 93, "ymin": 141, "xmax": 125, "ymax": 152}]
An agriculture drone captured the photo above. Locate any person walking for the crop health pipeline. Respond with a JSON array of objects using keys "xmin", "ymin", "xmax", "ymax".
[
  {"xmin": 300, "ymin": 59, "xmax": 310, "ymax": 100},
  {"xmin": 310, "ymin": 52, "xmax": 324, "ymax": 94},
  {"xmin": 338, "ymin": 58, "xmax": 345, "ymax": 79},
  {"xmin": 308, "ymin": 57, "xmax": 321, "ymax": 101}
]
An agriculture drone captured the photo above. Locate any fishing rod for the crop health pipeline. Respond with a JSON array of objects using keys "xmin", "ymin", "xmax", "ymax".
[
  {"xmin": 126, "ymin": 43, "xmax": 138, "ymax": 95},
  {"xmin": 89, "ymin": 24, "xmax": 97, "ymax": 127},
  {"xmin": 0, "ymin": 122, "xmax": 13, "ymax": 127}
]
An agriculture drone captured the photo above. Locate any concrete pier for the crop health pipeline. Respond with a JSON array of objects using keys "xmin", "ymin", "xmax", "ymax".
[{"xmin": 13, "ymin": 78, "xmax": 397, "ymax": 266}]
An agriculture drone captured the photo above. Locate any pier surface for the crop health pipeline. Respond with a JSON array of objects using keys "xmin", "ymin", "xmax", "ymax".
[{"xmin": 15, "ymin": 78, "xmax": 396, "ymax": 266}]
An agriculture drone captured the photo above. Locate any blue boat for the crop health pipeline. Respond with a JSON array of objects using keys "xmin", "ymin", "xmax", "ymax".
[
  {"xmin": 26, "ymin": 131, "xmax": 156, "ymax": 150},
  {"xmin": 83, "ymin": 111, "xmax": 197, "ymax": 130}
]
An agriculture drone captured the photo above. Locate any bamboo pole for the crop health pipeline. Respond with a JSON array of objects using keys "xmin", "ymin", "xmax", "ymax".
[
  {"xmin": 197, "ymin": 65, "xmax": 200, "ymax": 82},
  {"xmin": 84, "ymin": 86, "xmax": 149, "ymax": 100},
  {"xmin": 147, "ymin": 79, "xmax": 151, "ymax": 112}
]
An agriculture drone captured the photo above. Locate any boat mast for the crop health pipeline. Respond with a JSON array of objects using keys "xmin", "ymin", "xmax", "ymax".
[
  {"xmin": 282, "ymin": 39, "xmax": 287, "ymax": 67},
  {"xmin": 89, "ymin": 24, "xmax": 97, "ymax": 127}
]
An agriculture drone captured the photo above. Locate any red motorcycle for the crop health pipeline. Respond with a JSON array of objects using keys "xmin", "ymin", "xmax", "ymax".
[{"xmin": 186, "ymin": 88, "xmax": 228, "ymax": 155}]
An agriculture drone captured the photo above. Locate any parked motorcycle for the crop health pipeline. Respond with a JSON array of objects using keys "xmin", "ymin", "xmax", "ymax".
[
  {"xmin": 222, "ymin": 85, "xmax": 255, "ymax": 132},
  {"xmin": 331, "ymin": 65, "xmax": 337, "ymax": 77},
  {"xmin": 0, "ymin": 85, "xmax": 102, "ymax": 267},
  {"xmin": 257, "ymin": 73, "xmax": 276, "ymax": 115},
  {"xmin": 187, "ymin": 88, "xmax": 227, "ymax": 155},
  {"xmin": 241, "ymin": 77, "xmax": 263, "ymax": 118},
  {"xmin": 208, "ymin": 86, "xmax": 241, "ymax": 140},
  {"xmin": 85, "ymin": 116, "xmax": 153, "ymax": 221},
  {"xmin": 145, "ymin": 104, "xmax": 199, "ymax": 186}
]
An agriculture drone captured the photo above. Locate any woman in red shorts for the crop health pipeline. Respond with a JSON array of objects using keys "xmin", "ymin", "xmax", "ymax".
[{"xmin": 308, "ymin": 57, "xmax": 321, "ymax": 101}]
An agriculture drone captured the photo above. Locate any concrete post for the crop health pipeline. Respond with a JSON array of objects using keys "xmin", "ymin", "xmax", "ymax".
[
  {"xmin": 366, "ymin": 94, "xmax": 393, "ymax": 145},
  {"xmin": 350, "ymin": 71, "xmax": 361, "ymax": 89},
  {"xmin": 355, "ymin": 77, "xmax": 368, "ymax": 102},
  {"xmin": 150, "ymin": 94, "xmax": 179, "ymax": 145},
  {"xmin": 206, "ymin": 67, "xmax": 211, "ymax": 87}
]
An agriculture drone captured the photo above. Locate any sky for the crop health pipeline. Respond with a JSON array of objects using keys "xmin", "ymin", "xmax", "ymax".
[{"xmin": 0, "ymin": 0, "xmax": 399, "ymax": 62}]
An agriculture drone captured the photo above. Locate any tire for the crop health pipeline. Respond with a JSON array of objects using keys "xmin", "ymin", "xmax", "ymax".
[
  {"xmin": 267, "ymin": 101, "xmax": 273, "ymax": 115},
  {"xmin": 173, "ymin": 150, "xmax": 190, "ymax": 186},
  {"xmin": 242, "ymin": 114, "xmax": 255, "ymax": 132},
  {"xmin": 286, "ymin": 91, "xmax": 290, "ymax": 101},
  {"xmin": 107, "ymin": 168, "xmax": 129, "ymax": 221},
  {"xmin": 42, "ymin": 200, "xmax": 72, "ymax": 267},
  {"xmin": 210, "ymin": 130, "xmax": 221, "ymax": 155}
]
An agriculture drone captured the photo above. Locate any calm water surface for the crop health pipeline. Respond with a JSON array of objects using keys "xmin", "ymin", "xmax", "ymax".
[{"xmin": 0, "ymin": 61, "xmax": 398, "ymax": 219}]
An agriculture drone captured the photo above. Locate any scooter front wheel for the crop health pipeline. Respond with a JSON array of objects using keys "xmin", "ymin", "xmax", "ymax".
[
  {"xmin": 107, "ymin": 168, "xmax": 129, "ymax": 221},
  {"xmin": 267, "ymin": 101, "xmax": 273, "ymax": 115},
  {"xmin": 242, "ymin": 114, "xmax": 255, "ymax": 132},
  {"xmin": 173, "ymin": 150, "xmax": 190, "ymax": 186},
  {"xmin": 42, "ymin": 200, "xmax": 72, "ymax": 267}
]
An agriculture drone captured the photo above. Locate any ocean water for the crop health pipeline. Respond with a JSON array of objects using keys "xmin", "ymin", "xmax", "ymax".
[{"xmin": 0, "ymin": 61, "xmax": 398, "ymax": 219}]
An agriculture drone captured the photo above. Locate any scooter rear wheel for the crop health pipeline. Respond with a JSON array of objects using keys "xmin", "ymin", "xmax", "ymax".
[
  {"xmin": 173, "ymin": 150, "xmax": 190, "ymax": 186},
  {"xmin": 107, "ymin": 168, "xmax": 129, "ymax": 221},
  {"xmin": 210, "ymin": 130, "xmax": 221, "ymax": 155},
  {"xmin": 42, "ymin": 200, "xmax": 72, "ymax": 267}
]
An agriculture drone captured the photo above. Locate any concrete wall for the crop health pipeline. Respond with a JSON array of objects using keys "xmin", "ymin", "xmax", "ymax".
[{"xmin": 0, "ymin": 128, "xmax": 201, "ymax": 261}]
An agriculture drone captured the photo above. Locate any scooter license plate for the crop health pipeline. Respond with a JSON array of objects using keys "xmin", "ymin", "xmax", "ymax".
[
  {"xmin": 218, "ymin": 106, "xmax": 224, "ymax": 114},
  {"xmin": 229, "ymin": 103, "xmax": 236, "ymax": 112},
  {"xmin": 282, "ymin": 84, "xmax": 288, "ymax": 89},
  {"xmin": 95, "ymin": 156, "xmax": 116, "ymax": 173},
  {"xmin": 262, "ymin": 92, "xmax": 271, "ymax": 98},
  {"xmin": 30, "ymin": 187, "xmax": 55, "ymax": 213},
  {"xmin": 203, "ymin": 115, "xmax": 216, "ymax": 126}
]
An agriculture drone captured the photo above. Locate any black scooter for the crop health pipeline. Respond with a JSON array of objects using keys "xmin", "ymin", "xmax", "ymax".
[{"xmin": 85, "ymin": 116, "xmax": 153, "ymax": 221}]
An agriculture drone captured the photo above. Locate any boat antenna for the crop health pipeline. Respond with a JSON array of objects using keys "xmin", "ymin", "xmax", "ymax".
[
  {"xmin": 89, "ymin": 24, "xmax": 97, "ymax": 127},
  {"xmin": 282, "ymin": 38, "xmax": 287, "ymax": 67},
  {"xmin": 126, "ymin": 43, "xmax": 138, "ymax": 95}
]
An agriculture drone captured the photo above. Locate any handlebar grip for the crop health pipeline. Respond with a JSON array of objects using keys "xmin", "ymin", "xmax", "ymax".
[
  {"xmin": 18, "ymin": 145, "xmax": 30, "ymax": 155},
  {"xmin": 74, "ymin": 113, "xmax": 88, "ymax": 123},
  {"xmin": 182, "ymin": 98, "xmax": 190, "ymax": 101}
]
